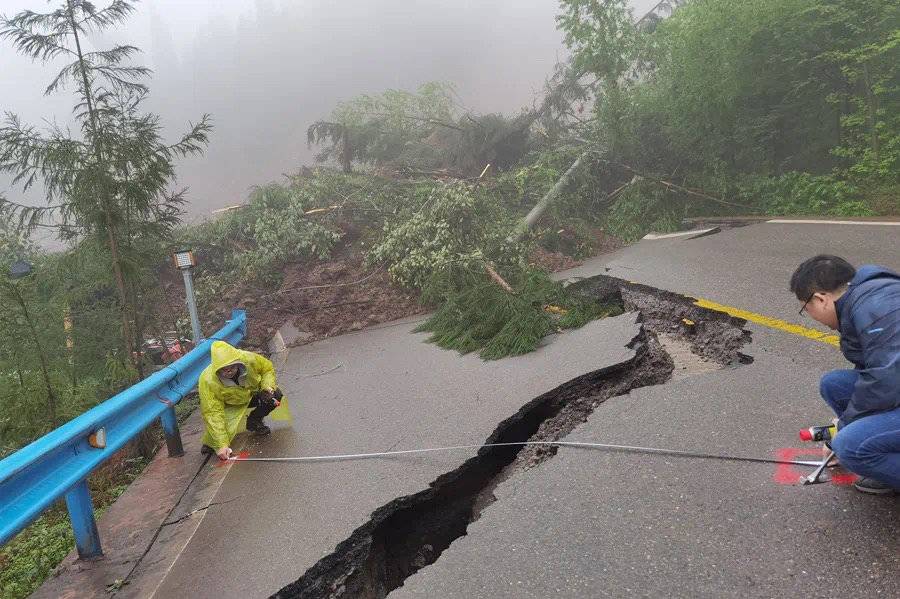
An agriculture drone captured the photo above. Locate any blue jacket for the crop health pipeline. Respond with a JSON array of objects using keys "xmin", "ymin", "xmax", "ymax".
[{"xmin": 834, "ymin": 265, "xmax": 900, "ymax": 426}]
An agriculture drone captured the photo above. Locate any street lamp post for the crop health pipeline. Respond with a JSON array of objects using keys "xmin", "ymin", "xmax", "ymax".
[{"xmin": 172, "ymin": 249, "xmax": 202, "ymax": 345}]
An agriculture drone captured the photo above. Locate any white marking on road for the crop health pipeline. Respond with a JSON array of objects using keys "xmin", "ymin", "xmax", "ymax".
[
  {"xmin": 642, "ymin": 227, "xmax": 717, "ymax": 240},
  {"xmin": 767, "ymin": 219, "xmax": 900, "ymax": 226}
]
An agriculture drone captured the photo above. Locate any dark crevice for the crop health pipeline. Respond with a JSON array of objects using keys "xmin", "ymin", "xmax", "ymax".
[
  {"xmin": 271, "ymin": 275, "xmax": 752, "ymax": 599},
  {"xmin": 565, "ymin": 274, "xmax": 753, "ymax": 366}
]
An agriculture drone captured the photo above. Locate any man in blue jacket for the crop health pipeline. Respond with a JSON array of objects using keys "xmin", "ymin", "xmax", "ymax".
[{"xmin": 790, "ymin": 255, "xmax": 900, "ymax": 495}]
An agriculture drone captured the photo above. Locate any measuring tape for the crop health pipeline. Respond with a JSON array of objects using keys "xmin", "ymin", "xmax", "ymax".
[{"xmin": 227, "ymin": 440, "xmax": 824, "ymax": 467}]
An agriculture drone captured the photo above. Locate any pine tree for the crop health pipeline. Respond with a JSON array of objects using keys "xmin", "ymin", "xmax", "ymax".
[{"xmin": 0, "ymin": 1, "xmax": 212, "ymax": 371}]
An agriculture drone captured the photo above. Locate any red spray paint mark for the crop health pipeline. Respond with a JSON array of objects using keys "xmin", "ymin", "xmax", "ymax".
[
  {"xmin": 829, "ymin": 471, "xmax": 859, "ymax": 486},
  {"xmin": 773, "ymin": 448, "xmax": 814, "ymax": 484},
  {"xmin": 214, "ymin": 450, "xmax": 250, "ymax": 467},
  {"xmin": 773, "ymin": 448, "xmax": 858, "ymax": 486}
]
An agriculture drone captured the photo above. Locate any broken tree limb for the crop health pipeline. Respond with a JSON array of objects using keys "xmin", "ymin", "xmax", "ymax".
[
  {"xmin": 273, "ymin": 266, "xmax": 385, "ymax": 295},
  {"xmin": 509, "ymin": 151, "xmax": 590, "ymax": 242},
  {"xmin": 484, "ymin": 262, "xmax": 515, "ymax": 294},
  {"xmin": 596, "ymin": 158, "xmax": 756, "ymax": 211},
  {"xmin": 605, "ymin": 175, "xmax": 641, "ymax": 204},
  {"xmin": 304, "ymin": 205, "xmax": 342, "ymax": 216}
]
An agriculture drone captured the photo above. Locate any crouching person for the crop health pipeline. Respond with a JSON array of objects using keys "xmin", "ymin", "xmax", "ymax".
[
  {"xmin": 199, "ymin": 340, "xmax": 284, "ymax": 460},
  {"xmin": 790, "ymin": 255, "xmax": 900, "ymax": 495}
]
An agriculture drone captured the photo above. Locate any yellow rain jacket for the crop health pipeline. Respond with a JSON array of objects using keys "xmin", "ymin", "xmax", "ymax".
[{"xmin": 199, "ymin": 341, "xmax": 279, "ymax": 450}]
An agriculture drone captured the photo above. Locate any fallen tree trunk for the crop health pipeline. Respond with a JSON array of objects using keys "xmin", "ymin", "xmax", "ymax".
[
  {"xmin": 484, "ymin": 262, "xmax": 514, "ymax": 294},
  {"xmin": 509, "ymin": 151, "xmax": 589, "ymax": 242},
  {"xmin": 596, "ymin": 158, "xmax": 755, "ymax": 211}
]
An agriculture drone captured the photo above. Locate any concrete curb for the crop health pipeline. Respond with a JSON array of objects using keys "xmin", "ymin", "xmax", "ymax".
[{"xmin": 31, "ymin": 412, "xmax": 240, "ymax": 599}]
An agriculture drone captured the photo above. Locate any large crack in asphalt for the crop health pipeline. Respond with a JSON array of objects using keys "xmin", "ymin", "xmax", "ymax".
[{"xmin": 271, "ymin": 275, "xmax": 752, "ymax": 599}]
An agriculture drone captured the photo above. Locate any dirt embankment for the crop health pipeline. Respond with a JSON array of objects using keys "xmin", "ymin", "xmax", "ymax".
[{"xmin": 163, "ymin": 229, "xmax": 623, "ymax": 352}]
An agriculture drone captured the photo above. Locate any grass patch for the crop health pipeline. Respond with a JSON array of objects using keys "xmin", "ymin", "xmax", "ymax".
[
  {"xmin": 0, "ymin": 452, "xmax": 151, "ymax": 599},
  {"xmin": 0, "ymin": 394, "xmax": 206, "ymax": 599},
  {"xmin": 415, "ymin": 269, "xmax": 622, "ymax": 360}
]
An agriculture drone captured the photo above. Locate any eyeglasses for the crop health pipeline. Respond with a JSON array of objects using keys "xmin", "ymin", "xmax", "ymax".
[{"xmin": 799, "ymin": 292, "xmax": 815, "ymax": 315}]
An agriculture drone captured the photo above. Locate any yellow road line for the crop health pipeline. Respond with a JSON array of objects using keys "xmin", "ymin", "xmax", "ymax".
[{"xmin": 693, "ymin": 298, "xmax": 840, "ymax": 347}]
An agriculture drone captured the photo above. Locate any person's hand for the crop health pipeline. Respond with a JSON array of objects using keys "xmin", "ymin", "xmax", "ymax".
[
  {"xmin": 260, "ymin": 388, "xmax": 282, "ymax": 407},
  {"xmin": 217, "ymin": 446, "xmax": 233, "ymax": 461},
  {"xmin": 253, "ymin": 389, "xmax": 274, "ymax": 408}
]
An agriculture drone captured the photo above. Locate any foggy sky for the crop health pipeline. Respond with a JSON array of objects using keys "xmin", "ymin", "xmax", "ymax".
[{"xmin": 1, "ymin": 0, "xmax": 659, "ymax": 223}]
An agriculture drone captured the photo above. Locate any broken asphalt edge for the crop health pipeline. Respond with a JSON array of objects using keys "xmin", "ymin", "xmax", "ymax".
[
  {"xmin": 270, "ymin": 275, "xmax": 752, "ymax": 599},
  {"xmin": 31, "ymin": 274, "xmax": 751, "ymax": 599}
]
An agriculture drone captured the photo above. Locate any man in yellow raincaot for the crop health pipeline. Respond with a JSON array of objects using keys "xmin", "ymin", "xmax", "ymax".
[{"xmin": 199, "ymin": 341, "xmax": 284, "ymax": 460}]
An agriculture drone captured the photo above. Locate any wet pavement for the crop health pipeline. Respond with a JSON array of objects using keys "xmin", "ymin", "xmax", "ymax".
[
  {"xmin": 68, "ymin": 220, "xmax": 899, "ymax": 598},
  {"xmin": 153, "ymin": 314, "xmax": 643, "ymax": 598}
]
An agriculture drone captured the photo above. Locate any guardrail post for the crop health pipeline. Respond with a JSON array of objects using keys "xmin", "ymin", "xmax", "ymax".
[
  {"xmin": 0, "ymin": 311, "xmax": 246, "ymax": 555},
  {"xmin": 160, "ymin": 405, "xmax": 185, "ymax": 457},
  {"xmin": 64, "ymin": 480, "xmax": 102, "ymax": 559}
]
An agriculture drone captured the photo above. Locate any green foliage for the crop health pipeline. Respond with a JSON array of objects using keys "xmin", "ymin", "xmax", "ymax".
[
  {"xmin": 535, "ymin": 220, "xmax": 598, "ymax": 260},
  {"xmin": 813, "ymin": 1, "xmax": 900, "ymax": 184},
  {"xmin": 556, "ymin": 0, "xmax": 899, "ymax": 230},
  {"xmin": 177, "ymin": 180, "xmax": 344, "ymax": 284},
  {"xmin": 0, "ymin": 511, "xmax": 73, "ymax": 599},
  {"xmin": 308, "ymin": 82, "xmax": 457, "ymax": 172},
  {"xmin": 603, "ymin": 181, "xmax": 683, "ymax": 242},
  {"xmin": 232, "ymin": 184, "xmax": 343, "ymax": 282},
  {"xmin": 370, "ymin": 182, "xmax": 622, "ymax": 359},
  {"xmin": 557, "ymin": 0, "xmax": 642, "ymax": 80},
  {"xmin": 0, "ymin": 455, "xmax": 150, "ymax": 599},
  {"xmin": 736, "ymin": 172, "xmax": 874, "ymax": 217},
  {"xmin": 0, "ymin": 1, "xmax": 212, "ymax": 367},
  {"xmin": 416, "ymin": 269, "xmax": 622, "ymax": 360},
  {"xmin": 0, "ymin": 241, "xmax": 136, "ymax": 449},
  {"xmin": 368, "ymin": 182, "xmax": 525, "ymax": 295},
  {"xmin": 308, "ymin": 82, "xmax": 533, "ymax": 175},
  {"xmin": 0, "ymin": 1, "xmax": 211, "ymax": 237}
]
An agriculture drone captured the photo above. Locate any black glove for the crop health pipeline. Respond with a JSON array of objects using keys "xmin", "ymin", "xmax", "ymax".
[
  {"xmin": 253, "ymin": 389, "xmax": 277, "ymax": 409},
  {"xmin": 272, "ymin": 388, "xmax": 283, "ymax": 401}
]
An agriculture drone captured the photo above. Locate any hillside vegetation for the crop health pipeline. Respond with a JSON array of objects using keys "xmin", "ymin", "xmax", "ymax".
[{"xmin": 0, "ymin": 2, "xmax": 897, "ymax": 594}]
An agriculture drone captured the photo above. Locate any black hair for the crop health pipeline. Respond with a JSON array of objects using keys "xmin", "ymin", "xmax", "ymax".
[{"xmin": 789, "ymin": 255, "xmax": 856, "ymax": 300}]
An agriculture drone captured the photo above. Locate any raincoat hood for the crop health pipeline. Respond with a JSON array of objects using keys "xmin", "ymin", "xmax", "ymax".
[
  {"xmin": 848, "ymin": 265, "xmax": 899, "ymax": 288},
  {"xmin": 198, "ymin": 341, "xmax": 282, "ymax": 450},
  {"xmin": 210, "ymin": 341, "xmax": 247, "ymax": 385},
  {"xmin": 211, "ymin": 340, "xmax": 247, "ymax": 371},
  {"xmin": 833, "ymin": 264, "xmax": 900, "ymax": 426}
]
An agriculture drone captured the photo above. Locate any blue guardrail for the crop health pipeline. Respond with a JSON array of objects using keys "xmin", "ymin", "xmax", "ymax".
[{"xmin": 0, "ymin": 309, "xmax": 246, "ymax": 558}]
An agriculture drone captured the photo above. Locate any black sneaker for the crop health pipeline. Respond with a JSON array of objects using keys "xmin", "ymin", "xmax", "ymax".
[
  {"xmin": 853, "ymin": 477, "xmax": 897, "ymax": 495},
  {"xmin": 246, "ymin": 419, "xmax": 271, "ymax": 435},
  {"xmin": 201, "ymin": 444, "xmax": 215, "ymax": 455}
]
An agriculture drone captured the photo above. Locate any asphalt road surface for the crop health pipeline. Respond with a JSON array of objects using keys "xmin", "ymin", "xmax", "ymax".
[{"xmin": 154, "ymin": 220, "xmax": 900, "ymax": 598}]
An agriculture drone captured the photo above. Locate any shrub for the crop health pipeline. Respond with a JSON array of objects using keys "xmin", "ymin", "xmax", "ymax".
[
  {"xmin": 603, "ymin": 182, "xmax": 683, "ymax": 242},
  {"xmin": 736, "ymin": 172, "xmax": 873, "ymax": 217},
  {"xmin": 415, "ymin": 269, "xmax": 623, "ymax": 360},
  {"xmin": 368, "ymin": 182, "xmax": 526, "ymax": 297},
  {"xmin": 230, "ymin": 184, "xmax": 343, "ymax": 282}
]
